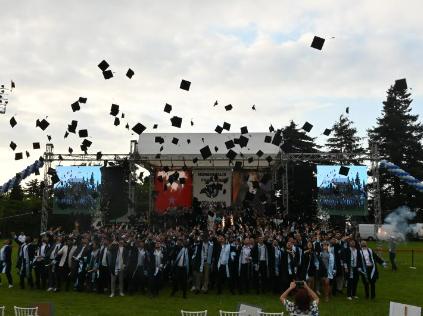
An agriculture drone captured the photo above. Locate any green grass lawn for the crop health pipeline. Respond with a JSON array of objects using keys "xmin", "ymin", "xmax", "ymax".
[{"xmin": 0, "ymin": 241, "xmax": 422, "ymax": 316}]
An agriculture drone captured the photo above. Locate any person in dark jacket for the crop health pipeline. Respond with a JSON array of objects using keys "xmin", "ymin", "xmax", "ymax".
[
  {"xmin": 0, "ymin": 239, "xmax": 13, "ymax": 287},
  {"xmin": 344, "ymin": 239, "xmax": 361, "ymax": 300},
  {"xmin": 16, "ymin": 236, "xmax": 36, "ymax": 289},
  {"xmin": 358, "ymin": 241, "xmax": 386, "ymax": 299}
]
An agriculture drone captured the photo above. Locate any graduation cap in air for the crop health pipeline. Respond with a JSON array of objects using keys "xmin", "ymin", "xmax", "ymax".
[
  {"xmin": 170, "ymin": 116, "xmax": 182, "ymax": 128},
  {"xmin": 240, "ymin": 126, "xmax": 248, "ymax": 134},
  {"xmin": 47, "ymin": 135, "xmax": 52, "ymax": 141},
  {"xmin": 79, "ymin": 97, "xmax": 87, "ymax": 103},
  {"xmin": 32, "ymin": 142, "xmax": 40, "ymax": 150},
  {"xmin": 302, "ymin": 122, "xmax": 313, "ymax": 132},
  {"xmin": 234, "ymin": 161, "xmax": 243, "ymax": 171},
  {"xmin": 252, "ymin": 105, "xmax": 256, "ymax": 111},
  {"xmin": 15, "ymin": 152, "xmax": 23, "ymax": 160},
  {"xmin": 239, "ymin": 135, "xmax": 249, "ymax": 148},
  {"xmin": 98, "ymin": 60, "xmax": 110, "ymax": 71},
  {"xmin": 226, "ymin": 149, "xmax": 237, "ymax": 161},
  {"xmin": 223, "ymin": 122, "xmax": 231, "ymax": 131},
  {"xmin": 248, "ymin": 157, "xmax": 254, "ymax": 164},
  {"xmin": 96, "ymin": 152, "xmax": 102, "ymax": 160},
  {"xmin": 102, "ymin": 70, "xmax": 113, "ymax": 80},
  {"xmin": 153, "ymin": 124, "xmax": 158, "ymax": 129},
  {"xmin": 68, "ymin": 120, "xmax": 78, "ymax": 133},
  {"xmin": 215, "ymin": 125, "xmax": 223, "ymax": 134},
  {"xmin": 180, "ymin": 79, "xmax": 191, "ymax": 91},
  {"xmin": 256, "ymin": 150, "xmax": 264, "ymax": 158},
  {"xmin": 264, "ymin": 135, "xmax": 272, "ymax": 143},
  {"xmin": 10, "ymin": 141, "xmax": 17, "ymax": 151},
  {"xmin": 71, "ymin": 101, "xmax": 80, "ymax": 112},
  {"xmin": 224, "ymin": 104, "xmax": 233, "ymax": 111},
  {"xmin": 126, "ymin": 68, "xmax": 135, "ymax": 79},
  {"xmin": 114, "ymin": 117, "xmax": 120, "ymax": 126},
  {"xmin": 110, "ymin": 104, "xmax": 119, "ymax": 116},
  {"xmin": 272, "ymin": 133, "xmax": 282, "ymax": 146},
  {"xmin": 68, "ymin": 147, "xmax": 73, "ymax": 154},
  {"xmin": 214, "ymin": 100, "xmax": 218, "ymax": 107},
  {"xmin": 155, "ymin": 136, "xmax": 165, "ymax": 144},
  {"xmin": 193, "ymin": 157, "xmax": 198, "ymax": 164},
  {"xmin": 339, "ymin": 166, "xmax": 350, "ymax": 176},
  {"xmin": 164, "ymin": 103, "xmax": 172, "ymax": 113},
  {"xmin": 25, "ymin": 151, "xmax": 30, "ymax": 158},
  {"xmin": 266, "ymin": 156, "xmax": 273, "ymax": 164},
  {"xmin": 225, "ymin": 140, "xmax": 235, "ymax": 150},
  {"xmin": 125, "ymin": 123, "xmax": 130, "ymax": 129},
  {"xmin": 200, "ymin": 145, "xmax": 212, "ymax": 160},
  {"xmin": 36, "ymin": 119, "xmax": 50, "ymax": 131},
  {"xmin": 132, "ymin": 123, "xmax": 146, "ymax": 135},
  {"xmin": 346, "ymin": 107, "xmax": 349, "ymax": 114},
  {"xmin": 311, "ymin": 36, "xmax": 325, "ymax": 50},
  {"xmin": 214, "ymin": 146, "xmax": 219, "ymax": 152},
  {"xmin": 269, "ymin": 124, "xmax": 275, "ymax": 133},
  {"xmin": 172, "ymin": 137, "xmax": 179, "ymax": 145},
  {"xmin": 323, "ymin": 129, "xmax": 331, "ymax": 136},
  {"xmin": 394, "ymin": 78, "xmax": 407, "ymax": 91},
  {"xmin": 10, "ymin": 116, "xmax": 17, "ymax": 128},
  {"xmin": 82, "ymin": 139, "xmax": 92, "ymax": 148},
  {"xmin": 187, "ymin": 139, "xmax": 191, "ymax": 144},
  {"xmin": 11, "ymin": 81, "xmax": 15, "ymax": 89},
  {"xmin": 78, "ymin": 129, "xmax": 88, "ymax": 138}
]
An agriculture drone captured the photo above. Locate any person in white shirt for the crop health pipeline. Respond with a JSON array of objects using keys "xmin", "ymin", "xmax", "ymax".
[
  {"xmin": 359, "ymin": 241, "xmax": 386, "ymax": 300},
  {"xmin": 109, "ymin": 239, "xmax": 127, "ymax": 297},
  {"xmin": 238, "ymin": 238, "xmax": 252, "ymax": 294}
]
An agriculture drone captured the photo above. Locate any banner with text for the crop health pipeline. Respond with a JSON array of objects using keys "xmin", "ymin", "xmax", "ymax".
[{"xmin": 193, "ymin": 169, "xmax": 232, "ymax": 207}]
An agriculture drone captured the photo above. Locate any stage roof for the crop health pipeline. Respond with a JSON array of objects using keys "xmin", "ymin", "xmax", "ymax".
[{"xmin": 137, "ymin": 133, "xmax": 281, "ymax": 168}]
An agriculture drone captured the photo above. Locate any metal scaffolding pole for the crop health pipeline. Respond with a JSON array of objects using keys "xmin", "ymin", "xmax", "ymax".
[
  {"xmin": 127, "ymin": 140, "xmax": 138, "ymax": 218},
  {"xmin": 370, "ymin": 143, "xmax": 382, "ymax": 235},
  {"xmin": 40, "ymin": 143, "xmax": 54, "ymax": 233}
]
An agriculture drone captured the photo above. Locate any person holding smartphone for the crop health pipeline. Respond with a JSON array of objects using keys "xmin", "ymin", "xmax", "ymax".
[{"xmin": 280, "ymin": 280, "xmax": 319, "ymax": 316}]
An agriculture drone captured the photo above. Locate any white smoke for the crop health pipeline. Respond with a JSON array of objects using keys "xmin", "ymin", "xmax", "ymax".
[{"xmin": 381, "ymin": 206, "xmax": 418, "ymax": 240}]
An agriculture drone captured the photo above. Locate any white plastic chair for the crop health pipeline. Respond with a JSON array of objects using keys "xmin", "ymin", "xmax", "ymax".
[
  {"xmin": 181, "ymin": 310, "xmax": 207, "ymax": 316},
  {"xmin": 219, "ymin": 311, "xmax": 246, "ymax": 316},
  {"xmin": 14, "ymin": 306, "xmax": 38, "ymax": 316},
  {"xmin": 0, "ymin": 306, "xmax": 5, "ymax": 316},
  {"xmin": 259, "ymin": 313, "xmax": 284, "ymax": 316}
]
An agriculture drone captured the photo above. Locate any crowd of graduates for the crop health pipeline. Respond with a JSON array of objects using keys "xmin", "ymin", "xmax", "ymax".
[{"xmin": 0, "ymin": 212, "xmax": 387, "ymax": 303}]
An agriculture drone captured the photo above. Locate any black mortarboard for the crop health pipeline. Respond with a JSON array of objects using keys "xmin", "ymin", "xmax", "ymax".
[
  {"xmin": 98, "ymin": 60, "xmax": 110, "ymax": 71},
  {"xmin": 233, "ymin": 138, "xmax": 240, "ymax": 145},
  {"xmin": 239, "ymin": 135, "xmax": 249, "ymax": 148},
  {"xmin": 47, "ymin": 135, "xmax": 52, "ymax": 141},
  {"xmin": 114, "ymin": 117, "xmax": 120, "ymax": 126},
  {"xmin": 214, "ymin": 146, "xmax": 219, "ymax": 152},
  {"xmin": 37, "ymin": 119, "xmax": 49, "ymax": 131},
  {"xmin": 266, "ymin": 156, "xmax": 273, "ymax": 164},
  {"xmin": 11, "ymin": 81, "xmax": 15, "ymax": 89},
  {"xmin": 102, "ymin": 70, "xmax": 113, "ymax": 80},
  {"xmin": 80, "ymin": 144, "xmax": 87, "ymax": 152},
  {"xmin": 180, "ymin": 79, "xmax": 191, "ymax": 91},
  {"xmin": 224, "ymin": 104, "xmax": 233, "ymax": 111},
  {"xmin": 214, "ymin": 100, "xmax": 218, "ymax": 106},
  {"xmin": 163, "ymin": 166, "xmax": 170, "ymax": 173},
  {"xmin": 179, "ymin": 178, "xmax": 186, "ymax": 184},
  {"xmin": 155, "ymin": 136, "xmax": 165, "ymax": 144},
  {"xmin": 394, "ymin": 78, "xmax": 407, "ymax": 90},
  {"xmin": 153, "ymin": 124, "xmax": 158, "ymax": 129},
  {"xmin": 272, "ymin": 133, "xmax": 283, "ymax": 146},
  {"xmin": 82, "ymin": 139, "xmax": 92, "ymax": 148},
  {"xmin": 25, "ymin": 151, "xmax": 30, "ymax": 158},
  {"xmin": 170, "ymin": 116, "xmax": 182, "ymax": 128},
  {"xmin": 240, "ymin": 126, "xmax": 248, "ymax": 134},
  {"xmin": 10, "ymin": 116, "xmax": 17, "ymax": 128},
  {"xmin": 110, "ymin": 104, "xmax": 119, "ymax": 116},
  {"xmin": 71, "ymin": 102, "xmax": 80, "ymax": 112},
  {"xmin": 247, "ymin": 157, "xmax": 254, "ymax": 163},
  {"xmin": 172, "ymin": 137, "xmax": 179, "ymax": 145},
  {"xmin": 193, "ymin": 157, "xmax": 198, "ymax": 164},
  {"xmin": 164, "ymin": 103, "xmax": 172, "ymax": 113},
  {"xmin": 68, "ymin": 147, "xmax": 73, "ymax": 154},
  {"xmin": 346, "ymin": 107, "xmax": 349, "ymax": 114},
  {"xmin": 96, "ymin": 151, "xmax": 102, "ymax": 160},
  {"xmin": 132, "ymin": 123, "xmax": 146, "ymax": 135},
  {"xmin": 121, "ymin": 113, "xmax": 125, "ymax": 118},
  {"xmin": 323, "ymin": 128, "xmax": 331, "ymax": 136},
  {"xmin": 302, "ymin": 122, "xmax": 313, "ymax": 132},
  {"xmin": 126, "ymin": 68, "xmax": 134, "ymax": 79},
  {"xmin": 225, "ymin": 140, "xmax": 235, "ymax": 150},
  {"xmin": 79, "ymin": 97, "xmax": 87, "ymax": 103},
  {"xmin": 256, "ymin": 150, "xmax": 264, "ymax": 157},
  {"xmin": 68, "ymin": 120, "xmax": 78, "ymax": 133},
  {"xmin": 34, "ymin": 169, "xmax": 40, "ymax": 176},
  {"xmin": 234, "ymin": 161, "xmax": 243, "ymax": 170},
  {"xmin": 32, "ymin": 142, "xmax": 40, "ymax": 150},
  {"xmin": 223, "ymin": 122, "xmax": 231, "ymax": 131},
  {"xmin": 10, "ymin": 141, "xmax": 17, "ymax": 151},
  {"xmin": 187, "ymin": 139, "xmax": 191, "ymax": 144},
  {"xmin": 200, "ymin": 146, "xmax": 212, "ymax": 160},
  {"xmin": 155, "ymin": 153, "xmax": 161, "ymax": 159},
  {"xmin": 190, "ymin": 120, "xmax": 194, "ymax": 126},
  {"xmin": 125, "ymin": 123, "xmax": 130, "ymax": 129},
  {"xmin": 78, "ymin": 129, "xmax": 88, "ymax": 138},
  {"xmin": 264, "ymin": 135, "xmax": 272, "ymax": 143},
  {"xmin": 215, "ymin": 125, "xmax": 223, "ymax": 134},
  {"xmin": 311, "ymin": 36, "xmax": 325, "ymax": 50},
  {"xmin": 269, "ymin": 124, "xmax": 275, "ymax": 132},
  {"xmin": 339, "ymin": 166, "xmax": 350, "ymax": 176},
  {"xmin": 226, "ymin": 149, "xmax": 237, "ymax": 161},
  {"xmin": 159, "ymin": 145, "xmax": 164, "ymax": 152},
  {"xmin": 15, "ymin": 152, "xmax": 23, "ymax": 160},
  {"xmin": 252, "ymin": 105, "xmax": 256, "ymax": 111}
]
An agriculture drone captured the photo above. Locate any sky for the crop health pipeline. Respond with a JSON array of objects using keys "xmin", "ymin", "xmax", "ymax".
[{"xmin": 0, "ymin": 0, "xmax": 423, "ymax": 183}]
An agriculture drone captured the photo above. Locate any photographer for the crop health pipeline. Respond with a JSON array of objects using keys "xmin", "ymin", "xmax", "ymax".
[{"xmin": 280, "ymin": 280, "xmax": 319, "ymax": 316}]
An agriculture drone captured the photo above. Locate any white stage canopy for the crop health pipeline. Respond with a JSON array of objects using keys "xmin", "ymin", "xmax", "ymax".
[{"xmin": 137, "ymin": 133, "xmax": 281, "ymax": 168}]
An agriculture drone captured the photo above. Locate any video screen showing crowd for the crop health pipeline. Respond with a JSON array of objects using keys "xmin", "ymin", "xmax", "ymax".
[{"xmin": 0, "ymin": 211, "xmax": 389, "ymax": 304}]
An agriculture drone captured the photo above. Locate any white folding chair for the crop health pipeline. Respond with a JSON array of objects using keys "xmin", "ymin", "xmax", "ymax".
[
  {"xmin": 0, "ymin": 306, "xmax": 5, "ymax": 316},
  {"xmin": 259, "ymin": 312, "xmax": 284, "ymax": 316},
  {"xmin": 181, "ymin": 310, "xmax": 207, "ymax": 316},
  {"xmin": 219, "ymin": 311, "xmax": 246, "ymax": 316},
  {"xmin": 14, "ymin": 306, "xmax": 38, "ymax": 316}
]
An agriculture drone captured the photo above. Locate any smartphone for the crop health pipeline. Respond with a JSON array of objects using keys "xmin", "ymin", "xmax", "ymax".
[{"xmin": 295, "ymin": 281, "xmax": 304, "ymax": 288}]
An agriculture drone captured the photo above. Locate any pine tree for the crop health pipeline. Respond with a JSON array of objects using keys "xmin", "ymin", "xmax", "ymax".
[
  {"xmin": 24, "ymin": 179, "xmax": 40, "ymax": 198},
  {"xmin": 326, "ymin": 114, "xmax": 364, "ymax": 153},
  {"xmin": 281, "ymin": 121, "xmax": 320, "ymax": 153},
  {"xmin": 368, "ymin": 84, "xmax": 423, "ymax": 212},
  {"xmin": 10, "ymin": 184, "xmax": 24, "ymax": 201}
]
